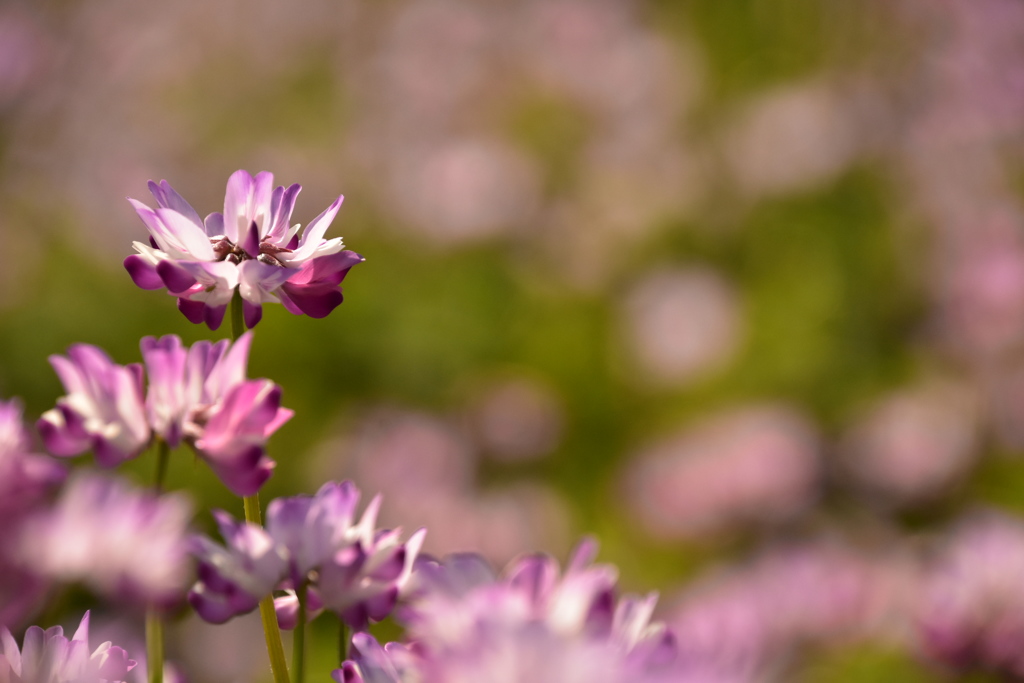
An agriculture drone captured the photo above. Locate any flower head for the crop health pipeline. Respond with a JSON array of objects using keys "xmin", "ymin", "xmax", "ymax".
[
  {"xmin": 38, "ymin": 334, "xmax": 291, "ymax": 496},
  {"xmin": 125, "ymin": 170, "xmax": 364, "ymax": 329},
  {"xmin": 0, "ymin": 612, "xmax": 136, "ymax": 683},
  {"xmin": 15, "ymin": 473, "xmax": 193, "ymax": 606},
  {"xmin": 189, "ymin": 481, "xmax": 424, "ymax": 631}
]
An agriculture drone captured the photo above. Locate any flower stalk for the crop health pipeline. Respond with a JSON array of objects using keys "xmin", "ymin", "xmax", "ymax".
[
  {"xmin": 233, "ymin": 292, "xmax": 291, "ymax": 683},
  {"xmin": 293, "ymin": 583, "xmax": 308, "ymax": 683},
  {"xmin": 147, "ymin": 439, "xmax": 170, "ymax": 683}
]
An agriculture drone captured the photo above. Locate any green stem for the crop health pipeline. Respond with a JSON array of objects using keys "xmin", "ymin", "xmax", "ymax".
[
  {"xmin": 231, "ymin": 290, "xmax": 245, "ymax": 341},
  {"xmin": 244, "ymin": 492, "xmax": 291, "ymax": 683},
  {"xmin": 293, "ymin": 584, "xmax": 308, "ymax": 683},
  {"xmin": 147, "ymin": 440, "xmax": 170, "ymax": 683},
  {"xmin": 146, "ymin": 610, "xmax": 164, "ymax": 683},
  {"xmin": 338, "ymin": 620, "xmax": 349, "ymax": 666}
]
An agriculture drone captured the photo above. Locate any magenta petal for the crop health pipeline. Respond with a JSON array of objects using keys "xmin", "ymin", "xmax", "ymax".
[
  {"xmin": 156, "ymin": 261, "xmax": 199, "ymax": 294},
  {"xmin": 243, "ymin": 299, "xmax": 263, "ymax": 329},
  {"xmin": 278, "ymin": 282, "xmax": 344, "ymax": 318},
  {"xmin": 288, "ymin": 251, "xmax": 364, "ymax": 287},
  {"xmin": 124, "ymin": 255, "xmax": 164, "ymax": 290},
  {"xmin": 205, "ymin": 446, "xmax": 275, "ymax": 497},
  {"xmin": 177, "ymin": 298, "xmax": 206, "ymax": 325},
  {"xmin": 205, "ymin": 304, "xmax": 227, "ymax": 331},
  {"xmin": 37, "ymin": 414, "xmax": 89, "ymax": 456},
  {"xmin": 241, "ymin": 221, "xmax": 260, "ymax": 258},
  {"xmin": 274, "ymin": 594, "xmax": 299, "ymax": 630}
]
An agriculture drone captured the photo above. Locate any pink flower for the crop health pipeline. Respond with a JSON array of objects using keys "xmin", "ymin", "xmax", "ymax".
[
  {"xmin": 38, "ymin": 334, "xmax": 292, "ymax": 496},
  {"xmin": 125, "ymin": 170, "xmax": 363, "ymax": 329}
]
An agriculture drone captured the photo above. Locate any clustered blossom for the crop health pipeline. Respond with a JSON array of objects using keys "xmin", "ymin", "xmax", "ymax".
[
  {"xmin": 14, "ymin": 473, "xmax": 193, "ymax": 606},
  {"xmin": 37, "ymin": 333, "xmax": 291, "ymax": 496},
  {"xmin": 189, "ymin": 481, "xmax": 425, "ymax": 631},
  {"xmin": 125, "ymin": 170, "xmax": 364, "ymax": 329},
  {"xmin": 0, "ymin": 398, "xmax": 65, "ymax": 519},
  {"xmin": 0, "ymin": 612, "xmax": 136, "ymax": 683},
  {"xmin": 917, "ymin": 514, "xmax": 1024, "ymax": 677},
  {"xmin": 339, "ymin": 540, "xmax": 681, "ymax": 683}
]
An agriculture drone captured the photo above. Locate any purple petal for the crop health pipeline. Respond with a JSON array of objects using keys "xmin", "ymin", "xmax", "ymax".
[
  {"xmin": 149, "ymin": 180, "xmax": 203, "ymax": 228},
  {"xmin": 204, "ymin": 304, "xmax": 227, "ymax": 331},
  {"xmin": 37, "ymin": 411, "xmax": 89, "ymax": 456},
  {"xmin": 156, "ymin": 261, "xmax": 199, "ymax": 294},
  {"xmin": 204, "ymin": 212, "xmax": 225, "ymax": 237},
  {"xmin": 124, "ymin": 255, "xmax": 165, "ymax": 290},
  {"xmin": 288, "ymin": 251, "xmax": 364, "ymax": 287},
  {"xmin": 177, "ymin": 298, "xmax": 206, "ymax": 325},
  {"xmin": 278, "ymin": 282, "xmax": 344, "ymax": 318},
  {"xmin": 243, "ymin": 299, "xmax": 263, "ymax": 329},
  {"xmin": 241, "ymin": 221, "xmax": 260, "ymax": 259}
]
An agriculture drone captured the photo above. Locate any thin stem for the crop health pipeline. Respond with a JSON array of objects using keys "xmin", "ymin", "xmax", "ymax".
[
  {"xmin": 292, "ymin": 584, "xmax": 308, "ymax": 683},
  {"xmin": 230, "ymin": 289, "xmax": 245, "ymax": 341},
  {"xmin": 338, "ymin": 620, "xmax": 349, "ymax": 666},
  {"xmin": 244, "ymin": 492, "xmax": 291, "ymax": 683},
  {"xmin": 146, "ymin": 439, "xmax": 170, "ymax": 683},
  {"xmin": 146, "ymin": 610, "xmax": 164, "ymax": 683}
]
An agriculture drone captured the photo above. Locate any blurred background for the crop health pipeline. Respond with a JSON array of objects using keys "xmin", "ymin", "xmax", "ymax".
[{"xmin": 3, "ymin": 0, "xmax": 1024, "ymax": 680}]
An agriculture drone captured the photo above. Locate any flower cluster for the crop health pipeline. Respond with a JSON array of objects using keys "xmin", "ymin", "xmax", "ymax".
[
  {"xmin": 0, "ymin": 612, "xmax": 136, "ymax": 683},
  {"xmin": 14, "ymin": 472, "xmax": 193, "ymax": 606},
  {"xmin": 190, "ymin": 481, "xmax": 425, "ymax": 630},
  {"xmin": 38, "ymin": 332, "xmax": 291, "ymax": 495},
  {"xmin": 125, "ymin": 170, "xmax": 364, "ymax": 329},
  {"xmin": 339, "ymin": 540, "xmax": 681, "ymax": 683}
]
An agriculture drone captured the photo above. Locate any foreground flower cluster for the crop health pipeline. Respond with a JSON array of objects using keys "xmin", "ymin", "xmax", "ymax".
[
  {"xmin": 191, "ymin": 481, "xmax": 425, "ymax": 630},
  {"xmin": 340, "ymin": 541, "xmax": 694, "ymax": 683}
]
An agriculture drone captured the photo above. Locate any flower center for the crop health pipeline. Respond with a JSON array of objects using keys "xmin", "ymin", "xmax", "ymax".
[{"xmin": 208, "ymin": 235, "xmax": 293, "ymax": 267}]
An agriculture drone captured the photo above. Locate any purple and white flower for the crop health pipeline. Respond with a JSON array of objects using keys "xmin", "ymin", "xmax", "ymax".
[
  {"xmin": 15, "ymin": 473, "xmax": 193, "ymax": 606},
  {"xmin": 0, "ymin": 612, "xmax": 136, "ymax": 683},
  {"xmin": 37, "ymin": 345, "xmax": 150, "ymax": 468},
  {"xmin": 189, "ymin": 481, "xmax": 425, "ymax": 631},
  {"xmin": 125, "ymin": 170, "xmax": 364, "ymax": 329},
  {"xmin": 370, "ymin": 540, "xmax": 677, "ymax": 683},
  {"xmin": 38, "ymin": 334, "xmax": 291, "ymax": 496}
]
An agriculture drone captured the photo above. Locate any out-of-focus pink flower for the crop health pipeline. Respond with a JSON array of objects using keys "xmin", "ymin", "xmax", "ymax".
[
  {"xmin": 37, "ymin": 344, "xmax": 150, "ymax": 468},
  {"xmin": 623, "ymin": 405, "xmax": 819, "ymax": 540},
  {"xmin": 333, "ymin": 408, "xmax": 572, "ymax": 564},
  {"xmin": 841, "ymin": 381, "xmax": 979, "ymax": 504},
  {"xmin": 472, "ymin": 377, "xmax": 564, "ymax": 462},
  {"xmin": 724, "ymin": 82, "xmax": 858, "ymax": 198},
  {"xmin": 622, "ymin": 267, "xmax": 744, "ymax": 387},
  {"xmin": 669, "ymin": 542, "xmax": 915, "ymax": 679},
  {"xmin": 0, "ymin": 398, "xmax": 65, "ymax": 519},
  {"xmin": 918, "ymin": 513, "xmax": 1024, "ymax": 676},
  {"xmin": 364, "ymin": 539, "xmax": 678, "ymax": 683},
  {"xmin": 190, "ymin": 481, "xmax": 424, "ymax": 631},
  {"xmin": 125, "ymin": 170, "xmax": 363, "ymax": 329},
  {"xmin": 39, "ymin": 334, "xmax": 291, "ymax": 496},
  {"xmin": 15, "ymin": 473, "xmax": 193, "ymax": 606},
  {"xmin": 0, "ymin": 612, "xmax": 136, "ymax": 683}
]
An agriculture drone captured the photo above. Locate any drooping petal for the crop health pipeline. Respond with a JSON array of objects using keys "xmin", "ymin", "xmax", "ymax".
[{"xmin": 123, "ymin": 255, "xmax": 165, "ymax": 290}]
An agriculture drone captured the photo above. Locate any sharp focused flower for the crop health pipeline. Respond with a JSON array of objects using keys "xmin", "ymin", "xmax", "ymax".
[
  {"xmin": 189, "ymin": 481, "xmax": 425, "ymax": 631},
  {"xmin": 0, "ymin": 612, "xmax": 136, "ymax": 683},
  {"xmin": 38, "ymin": 333, "xmax": 291, "ymax": 496},
  {"xmin": 124, "ymin": 170, "xmax": 364, "ymax": 330},
  {"xmin": 14, "ymin": 473, "xmax": 193, "ymax": 606}
]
